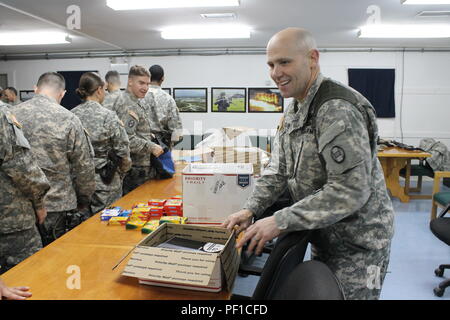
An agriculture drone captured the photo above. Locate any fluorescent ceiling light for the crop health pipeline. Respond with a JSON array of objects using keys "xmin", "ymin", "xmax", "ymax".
[
  {"xmin": 402, "ymin": 0, "xmax": 450, "ymax": 4},
  {"xmin": 358, "ymin": 24, "xmax": 450, "ymax": 38},
  {"xmin": 0, "ymin": 31, "xmax": 71, "ymax": 45},
  {"xmin": 161, "ymin": 25, "xmax": 250, "ymax": 39},
  {"xmin": 107, "ymin": 0, "xmax": 240, "ymax": 10}
]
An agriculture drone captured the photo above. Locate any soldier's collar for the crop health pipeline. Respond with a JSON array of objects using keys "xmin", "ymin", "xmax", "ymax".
[
  {"xmin": 35, "ymin": 93, "xmax": 58, "ymax": 104},
  {"xmin": 124, "ymin": 90, "xmax": 139, "ymax": 102}
]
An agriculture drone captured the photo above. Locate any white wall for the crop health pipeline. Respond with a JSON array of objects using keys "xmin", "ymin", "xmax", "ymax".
[{"xmin": 1, "ymin": 51, "xmax": 449, "ymax": 147}]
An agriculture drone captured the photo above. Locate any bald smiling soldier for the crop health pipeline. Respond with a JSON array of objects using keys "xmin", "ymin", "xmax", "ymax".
[{"xmin": 223, "ymin": 28, "xmax": 394, "ymax": 300}]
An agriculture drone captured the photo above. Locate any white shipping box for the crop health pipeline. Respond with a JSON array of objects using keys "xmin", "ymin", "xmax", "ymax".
[
  {"xmin": 121, "ymin": 223, "xmax": 240, "ymax": 293},
  {"xmin": 182, "ymin": 163, "xmax": 254, "ymax": 224}
]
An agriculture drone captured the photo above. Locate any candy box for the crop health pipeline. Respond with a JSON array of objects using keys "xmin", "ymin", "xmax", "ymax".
[{"xmin": 122, "ymin": 224, "xmax": 239, "ymax": 293}]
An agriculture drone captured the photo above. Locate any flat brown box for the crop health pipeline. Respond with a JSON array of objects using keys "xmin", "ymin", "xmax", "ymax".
[{"xmin": 121, "ymin": 223, "xmax": 240, "ymax": 293}]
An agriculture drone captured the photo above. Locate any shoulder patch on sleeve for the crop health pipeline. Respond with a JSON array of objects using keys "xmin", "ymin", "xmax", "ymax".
[
  {"xmin": 10, "ymin": 114, "xmax": 22, "ymax": 129},
  {"xmin": 128, "ymin": 110, "xmax": 139, "ymax": 121}
]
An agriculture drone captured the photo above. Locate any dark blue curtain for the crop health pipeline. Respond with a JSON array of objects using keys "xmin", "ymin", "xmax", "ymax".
[
  {"xmin": 348, "ymin": 68, "xmax": 395, "ymax": 118},
  {"xmin": 58, "ymin": 70, "xmax": 97, "ymax": 110}
]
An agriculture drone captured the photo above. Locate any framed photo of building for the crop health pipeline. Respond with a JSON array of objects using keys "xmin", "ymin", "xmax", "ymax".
[
  {"xmin": 248, "ymin": 88, "xmax": 284, "ymax": 113},
  {"xmin": 162, "ymin": 88, "xmax": 172, "ymax": 95},
  {"xmin": 19, "ymin": 90, "xmax": 35, "ymax": 102},
  {"xmin": 211, "ymin": 88, "xmax": 246, "ymax": 113},
  {"xmin": 173, "ymin": 88, "xmax": 208, "ymax": 113}
]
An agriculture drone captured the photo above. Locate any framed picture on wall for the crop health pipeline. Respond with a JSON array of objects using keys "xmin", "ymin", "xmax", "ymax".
[
  {"xmin": 173, "ymin": 88, "xmax": 208, "ymax": 113},
  {"xmin": 211, "ymin": 88, "xmax": 246, "ymax": 113},
  {"xmin": 19, "ymin": 90, "xmax": 35, "ymax": 102},
  {"xmin": 248, "ymin": 88, "xmax": 284, "ymax": 113},
  {"xmin": 162, "ymin": 88, "xmax": 171, "ymax": 95}
]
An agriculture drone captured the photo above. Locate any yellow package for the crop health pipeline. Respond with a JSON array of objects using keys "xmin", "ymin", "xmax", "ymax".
[
  {"xmin": 128, "ymin": 212, "xmax": 149, "ymax": 222},
  {"xmin": 126, "ymin": 220, "xmax": 147, "ymax": 230},
  {"xmin": 159, "ymin": 216, "xmax": 187, "ymax": 225},
  {"xmin": 108, "ymin": 216, "xmax": 129, "ymax": 226},
  {"xmin": 141, "ymin": 220, "xmax": 161, "ymax": 234},
  {"xmin": 132, "ymin": 207, "xmax": 150, "ymax": 214}
]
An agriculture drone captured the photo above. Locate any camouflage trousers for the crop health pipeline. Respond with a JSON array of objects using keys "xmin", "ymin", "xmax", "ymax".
[
  {"xmin": 312, "ymin": 243, "xmax": 391, "ymax": 300},
  {"xmin": 123, "ymin": 165, "xmax": 154, "ymax": 195},
  {"xmin": 90, "ymin": 188, "xmax": 122, "ymax": 215},
  {"xmin": 0, "ymin": 226, "xmax": 42, "ymax": 275}
]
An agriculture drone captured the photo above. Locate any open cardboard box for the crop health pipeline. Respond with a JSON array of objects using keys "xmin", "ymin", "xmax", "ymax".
[{"xmin": 121, "ymin": 223, "xmax": 240, "ymax": 293}]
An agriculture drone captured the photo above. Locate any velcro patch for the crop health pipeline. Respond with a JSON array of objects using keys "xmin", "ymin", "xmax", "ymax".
[{"xmin": 331, "ymin": 146, "xmax": 345, "ymax": 163}]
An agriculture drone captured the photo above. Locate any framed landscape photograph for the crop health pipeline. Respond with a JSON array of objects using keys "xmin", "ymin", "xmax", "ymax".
[
  {"xmin": 19, "ymin": 90, "xmax": 35, "ymax": 102},
  {"xmin": 162, "ymin": 88, "xmax": 171, "ymax": 95},
  {"xmin": 211, "ymin": 88, "xmax": 246, "ymax": 113},
  {"xmin": 173, "ymin": 88, "xmax": 208, "ymax": 112},
  {"xmin": 248, "ymin": 88, "xmax": 284, "ymax": 113}
]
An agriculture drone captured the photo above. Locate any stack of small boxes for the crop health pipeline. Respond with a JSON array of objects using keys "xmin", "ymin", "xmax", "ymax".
[{"xmin": 100, "ymin": 195, "xmax": 185, "ymax": 234}]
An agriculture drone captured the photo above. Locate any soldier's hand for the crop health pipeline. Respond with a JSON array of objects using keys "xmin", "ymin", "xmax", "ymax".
[
  {"xmin": 151, "ymin": 145, "xmax": 164, "ymax": 157},
  {"xmin": 35, "ymin": 207, "xmax": 47, "ymax": 225},
  {"xmin": 0, "ymin": 279, "xmax": 32, "ymax": 300},
  {"xmin": 221, "ymin": 209, "xmax": 254, "ymax": 236},
  {"xmin": 236, "ymin": 216, "xmax": 281, "ymax": 256}
]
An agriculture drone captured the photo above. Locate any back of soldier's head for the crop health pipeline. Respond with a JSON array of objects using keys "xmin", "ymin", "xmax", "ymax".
[
  {"xmin": 37, "ymin": 72, "xmax": 66, "ymax": 92},
  {"xmin": 128, "ymin": 65, "xmax": 150, "ymax": 79},
  {"xmin": 105, "ymin": 70, "xmax": 121, "ymax": 85},
  {"xmin": 149, "ymin": 65, "xmax": 164, "ymax": 82}
]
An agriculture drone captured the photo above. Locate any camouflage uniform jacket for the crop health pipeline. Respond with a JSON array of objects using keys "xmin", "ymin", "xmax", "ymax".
[
  {"xmin": 114, "ymin": 91, "xmax": 160, "ymax": 167},
  {"xmin": 12, "ymin": 94, "xmax": 95, "ymax": 212},
  {"xmin": 419, "ymin": 138, "xmax": 450, "ymax": 171},
  {"xmin": 244, "ymin": 73, "xmax": 394, "ymax": 251},
  {"xmin": 0, "ymin": 105, "xmax": 50, "ymax": 234},
  {"xmin": 71, "ymin": 100, "xmax": 132, "ymax": 182},
  {"xmin": 102, "ymin": 89, "xmax": 122, "ymax": 113},
  {"xmin": 145, "ymin": 85, "xmax": 183, "ymax": 144}
]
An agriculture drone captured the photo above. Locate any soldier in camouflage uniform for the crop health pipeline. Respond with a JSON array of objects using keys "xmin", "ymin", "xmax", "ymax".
[
  {"xmin": 144, "ymin": 65, "xmax": 183, "ymax": 150},
  {"xmin": 72, "ymin": 72, "xmax": 131, "ymax": 215},
  {"xmin": 111, "ymin": 65, "xmax": 164, "ymax": 195},
  {"xmin": 102, "ymin": 70, "xmax": 122, "ymax": 113},
  {"xmin": 223, "ymin": 28, "xmax": 394, "ymax": 300},
  {"xmin": 12, "ymin": 72, "xmax": 95, "ymax": 244},
  {"xmin": 0, "ymin": 105, "xmax": 50, "ymax": 275}
]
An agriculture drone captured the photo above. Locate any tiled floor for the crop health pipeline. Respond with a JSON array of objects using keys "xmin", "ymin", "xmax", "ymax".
[{"xmin": 232, "ymin": 180, "xmax": 450, "ymax": 300}]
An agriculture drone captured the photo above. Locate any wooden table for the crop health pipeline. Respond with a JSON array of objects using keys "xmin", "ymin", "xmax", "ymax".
[
  {"xmin": 1, "ymin": 163, "xmax": 232, "ymax": 300},
  {"xmin": 377, "ymin": 147, "xmax": 431, "ymax": 203}
]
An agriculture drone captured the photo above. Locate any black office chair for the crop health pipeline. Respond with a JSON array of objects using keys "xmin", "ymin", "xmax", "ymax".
[
  {"xmin": 273, "ymin": 260, "xmax": 346, "ymax": 300},
  {"xmin": 250, "ymin": 230, "xmax": 312, "ymax": 300},
  {"xmin": 430, "ymin": 203, "xmax": 450, "ymax": 297}
]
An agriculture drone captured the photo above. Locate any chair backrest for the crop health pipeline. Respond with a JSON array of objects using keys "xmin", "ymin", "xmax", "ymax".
[
  {"xmin": 251, "ymin": 230, "xmax": 311, "ymax": 300},
  {"xmin": 273, "ymin": 260, "xmax": 346, "ymax": 300}
]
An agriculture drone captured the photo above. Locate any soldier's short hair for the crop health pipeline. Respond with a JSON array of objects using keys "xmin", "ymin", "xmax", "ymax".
[
  {"xmin": 37, "ymin": 72, "xmax": 66, "ymax": 92},
  {"xmin": 105, "ymin": 70, "xmax": 121, "ymax": 85},
  {"xmin": 128, "ymin": 65, "xmax": 150, "ymax": 79},
  {"xmin": 4, "ymin": 87, "xmax": 18, "ymax": 96},
  {"xmin": 149, "ymin": 65, "xmax": 164, "ymax": 82}
]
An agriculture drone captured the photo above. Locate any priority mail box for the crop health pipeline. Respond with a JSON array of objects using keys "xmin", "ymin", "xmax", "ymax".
[
  {"xmin": 182, "ymin": 163, "xmax": 254, "ymax": 224},
  {"xmin": 121, "ymin": 223, "xmax": 240, "ymax": 293}
]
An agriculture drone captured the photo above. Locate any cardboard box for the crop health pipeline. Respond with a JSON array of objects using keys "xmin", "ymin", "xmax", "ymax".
[
  {"xmin": 210, "ymin": 146, "xmax": 269, "ymax": 176},
  {"xmin": 182, "ymin": 163, "xmax": 254, "ymax": 224},
  {"xmin": 122, "ymin": 223, "xmax": 240, "ymax": 293}
]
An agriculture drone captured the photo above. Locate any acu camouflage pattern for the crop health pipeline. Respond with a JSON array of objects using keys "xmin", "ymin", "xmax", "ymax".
[
  {"xmin": 102, "ymin": 89, "xmax": 122, "ymax": 113},
  {"xmin": 71, "ymin": 100, "xmax": 132, "ymax": 214},
  {"xmin": 144, "ymin": 85, "xmax": 183, "ymax": 147},
  {"xmin": 0, "ymin": 105, "xmax": 50, "ymax": 274},
  {"xmin": 244, "ymin": 73, "xmax": 394, "ymax": 300},
  {"xmin": 419, "ymin": 137, "xmax": 450, "ymax": 171},
  {"xmin": 12, "ymin": 94, "xmax": 95, "ymax": 212},
  {"xmin": 113, "ymin": 91, "xmax": 159, "ymax": 167}
]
